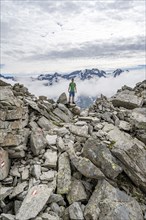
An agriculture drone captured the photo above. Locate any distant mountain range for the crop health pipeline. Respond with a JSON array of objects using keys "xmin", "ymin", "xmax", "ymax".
[{"xmin": 37, "ymin": 68, "xmax": 128, "ymax": 85}]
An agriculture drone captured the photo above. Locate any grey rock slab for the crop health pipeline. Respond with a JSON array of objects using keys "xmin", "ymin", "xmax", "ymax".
[
  {"xmin": 118, "ymin": 120, "xmax": 132, "ymax": 131},
  {"xmin": 130, "ymin": 108, "xmax": 146, "ymax": 129},
  {"xmin": 53, "ymin": 108, "xmax": 70, "ymax": 122},
  {"xmin": 58, "ymin": 103, "xmax": 73, "ymax": 119},
  {"xmin": 67, "ymin": 179, "xmax": 87, "ymax": 204},
  {"xmin": 69, "ymin": 124, "xmax": 89, "ymax": 137},
  {"xmin": 0, "ymin": 148, "xmax": 10, "ymax": 180},
  {"xmin": 21, "ymin": 168, "xmax": 29, "ymax": 180},
  {"xmin": 30, "ymin": 130, "xmax": 46, "ymax": 155},
  {"xmin": 44, "ymin": 149, "xmax": 57, "ymax": 168},
  {"xmin": 9, "ymin": 181, "xmax": 28, "ymax": 199},
  {"xmin": 67, "ymin": 146, "xmax": 105, "ymax": 179},
  {"xmin": 46, "ymin": 134, "xmax": 57, "ymax": 145},
  {"xmin": 111, "ymin": 90, "xmax": 143, "ymax": 109},
  {"xmin": 0, "ymin": 186, "xmax": 13, "ymax": 201},
  {"xmin": 6, "ymin": 107, "xmax": 23, "ymax": 120},
  {"xmin": 31, "ymin": 164, "xmax": 41, "ymax": 180},
  {"xmin": 37, "ymin": 116, "xmax": 54, "ymax": 131},
  {"xmin": 103, "ymin": 122, "xmax": 146, "ymax": 192},
  {"xmin": 56, "ymin": 137, "xmax": 66, "ymax": 152},
  {"xmin": 41, "ymin": 213, "xmax": 59, "ymax": 220},
  {"xmin": 1, "ymin": 213, "xmax": 15, "ymax": 220},
  {"xmin": 40, "ymin": 170, "xmax": 56, "ymax": 181},
  {"xmin": 16, "ymin": 185, "xmax": 53, "ymax": 220},
  {"xmin": 69, "ymin": 202, "xmax": 84, "ymax": 220},
  {"xmin": 84, "ymin": 180, "xmax": 143, "ymax": 220},
  {"xmin": 83, "ymin": 137, "xmax": 122, "ymax": 179},
  {"xmin": 57, "ymin": 152, "xmax": 71, "ymax": 194},
  {"xmin": 48, "ymin": 194, "xmax": 66, "ymax": 206}
]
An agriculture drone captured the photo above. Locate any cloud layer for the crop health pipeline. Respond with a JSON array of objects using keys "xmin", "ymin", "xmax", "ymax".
[
  {"xmin": 2, "ymin": 69, "xmax": 145, "ymax": 102},
  {"xmin": 1, "ymin": 0, "xmax": 145, "ymax": 74}
]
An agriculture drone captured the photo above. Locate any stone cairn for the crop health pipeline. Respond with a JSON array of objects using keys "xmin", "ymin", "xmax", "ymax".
[{"xmin": 0, "ymin": 79, "xmax": 146, "ymax": 220}]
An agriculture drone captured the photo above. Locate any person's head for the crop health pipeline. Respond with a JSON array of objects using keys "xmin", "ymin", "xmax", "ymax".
[{"xmin": 71, "ymin": 78, "xmax": 74, "ymax": 82}]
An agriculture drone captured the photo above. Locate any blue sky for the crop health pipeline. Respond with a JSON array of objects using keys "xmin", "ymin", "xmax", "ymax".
[{"xmin": 1, "ymin": 0, "xmax": 146, "ymax": 74}]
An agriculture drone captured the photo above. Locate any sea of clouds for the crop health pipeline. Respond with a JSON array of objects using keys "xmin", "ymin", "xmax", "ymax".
[{"xmin": 1, "ymin": 69, "xmax": 145, "ymax": 101}]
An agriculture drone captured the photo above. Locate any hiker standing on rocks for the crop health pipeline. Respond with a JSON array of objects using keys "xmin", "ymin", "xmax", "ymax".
[{"xmin": 68, "ymin": 78, "xmax": 77, "ymax": 104}]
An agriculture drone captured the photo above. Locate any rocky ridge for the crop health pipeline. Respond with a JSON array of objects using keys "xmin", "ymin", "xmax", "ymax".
[{"xmin": 0, "ymin": 79, "xmax": 146, "ymax": 220}]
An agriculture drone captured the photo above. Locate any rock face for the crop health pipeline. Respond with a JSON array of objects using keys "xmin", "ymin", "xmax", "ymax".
[
  {"xmin": 103, "ymin": 122, "xmax": 146, "ymax": 192},
  {"xmin": 83, "ymin": 137, "xmax": 122, "ymax": 179},
  {"xmin": 0, "ymin": 80, "xmax": 146, "ymax": 220},
  {"xmin": 111, "ymin": 90, "xmax": 143, "ymax": 109},
  {"xmin": 84, "ymin": 180, "xmax": 143, "ymax": 220}
]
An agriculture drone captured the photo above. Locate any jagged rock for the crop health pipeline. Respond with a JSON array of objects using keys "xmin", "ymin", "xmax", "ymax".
[
  {"xmin": 6, "ymin": 107, "xmax": 23, "ymax": 120},
  {"xmin": 57, "ymin": 152, "xmax": 71, "ymax": 194},
  {"xmin": 46, "ymin": 134, "xmax": 57, "ymax": 145},
  {"xmin": 48, "ymin": 194, "xmax": 66, "ymax": 206},
  {"xmin": 69, "ymin": 124, "xmax": 89, "ymax": 137},
  {"xmin": 58, "ymin": 103, "xmax": 73, "ymax": 119},
  {"xmin": 0, "ymin": 86, "xmax": 21, "ymax": 106},
  {"xmin": 40, "ymin": 170, "xmax": 56, "ymax": 181},
  {"xmin": 16, "ymin": 185, "xmax": 53, "ymax": 220},
  {"xmin": 37, "ymin": 116, "xmax": 54, "ymax": 130},
  {"xmin": 21, "ymin": 168, "xmax": 29, "ymax": 180},
  {"xmin": 0, "ymin": 186, "xmax": 13, "ymax": 201},
  {"xmin": 67, "ymin": 179, "xmax": 87, "ymax": 204},
  {"xmin": 0, "ymin": 148, "xmax": 10, "ymax": 180},
  {"xmin": 54, "ymin": 127, "xmax": 70, "ymax": 137},
  {"xmin": 71, "ymin": 106, "xmax": 81, "ymax": 115},
  {"xmin": 68, "ymin": 202, "xmax": 84, "ymax": 220},
  {"xmin": 1, "ymin": 213, "xmax": 15, "ymax": 220},
  {"xmin": 53, "ymin": 108, "xmax": 70, "ymax": 122},
  {"xmin": 83, "ymin": 137, "xmax": 122, "ymax": 179},
  {"xmin": 130, "ymin": 108, "xmax": 146, "ymax": 129},
  {"xmin": 118, "ymin": 120, "xmax": 132, "ymax": 131},
  {"xmin": 67, "ymin": 145, "xmax": 105, "ymax": 179},
  {"xmin": 103, "ymin": 123, "xmax": 146, "ymax": 192},
  {"xmin": 31, "ymin": 164, "xmax": 41, "ymax": 180},
  {"xmin": 30, "ymin": 129, "xmax": 46, "ymax": 155},
  {"xmin": 84, "ymin": 180, "xmax": 143, "ymax": 220},
  {"xmin": 111, "ymin": 90, "xmax": 143, "ymax": 109},
  {"xmin": 56, "ymin": 137, "xmax": 66, "ymax": 152},
  {"xmin": 57, "ymin": 92, "xmax": 67, "ymax": 104},
  {"xmin": 14, "ymin": 200, "xmax": 22, "ymax": 214},
  {"xmin": 41, "ymin": 213, "xmax": 59, "ymax": 220},
  {"xmin": 9, "ymin": 181, "xmax": 28, "ymax": 199},
  {"xmin": 44, "ymin": 149, "xmax": 57, "ymax": 168}
]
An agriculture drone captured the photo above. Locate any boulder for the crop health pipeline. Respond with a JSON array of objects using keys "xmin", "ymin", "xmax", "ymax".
[
  {"xmin": 57, "ymin": 152, "xmax": 71, "ymax": 194},
  {"xmin": 111, "ymin": 90, "xmax": 143, "ymax": 109},
  {"xmin": 69, "ymin": 202, "xmax": 84, "ymax": 220},
  {"xmin": 0, "ymin": 148, "xmax": 10, "ymax": 180},
  {"xmin": 10, "ymin": 181, "xmax": 28, "ymax": 199},
  {"xmin": 67, "ymin": 146, "xmax": 105, "ymax": 179},
  {"xmin": 31, "ymin": 164, "xmax": 41, "ymax": 180},
  {"xmin": 84, "ymin": 180, "xmax": 143, "ymax": 220},
  {"xmin": 30, "ymin": 129, "xmax": 46, "ymax": 155},
  {"xmin": 103, "ymin": 123, "xmax": 146, "ymax": 192},
  {"xmin": 37, "ymin": 116, "xmax": 54, "ymax": 130},
  {"xmin": 44, "ymin": 149, "xmax": 57, "ymax": 168},
  {"xmin": 16, "ymin": 185, "xmax": 53, "ymax": 220},
  {"xmin": 67, "ymin": 179, "xmax": 87, "ymax": 204},
  {"xmin": 83, "ymin": 138, "xmax": 122, "ymax": 179},
  {"xmin": 57, "ymin": 92, "xmax": 67, "ymax": 104},
  {"xmin": 118, "ymin": 120, "xmax": 132, "ymax": 131},
  {"xmin": 69, "ymin": 125, "xmax": 89, "ymax": 137},
  {"xmin": 130, "ymin": 108, "xmax": 146, "ymax": 129},
  {"xmin": 53, "ymin": 108, "xmax": 70, "ymax": 122},
  {"xmin": 46, "ymin": 135, "xmax": 57, "ymax": 145},
  {"xmin": 0, "ymin": 186, "xmax": 13, "ymax": 201}
]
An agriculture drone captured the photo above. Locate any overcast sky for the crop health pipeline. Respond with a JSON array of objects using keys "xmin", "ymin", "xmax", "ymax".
[{"xmin": 1, "ymin": 0, "xmax": 146, "ymax": 74}]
